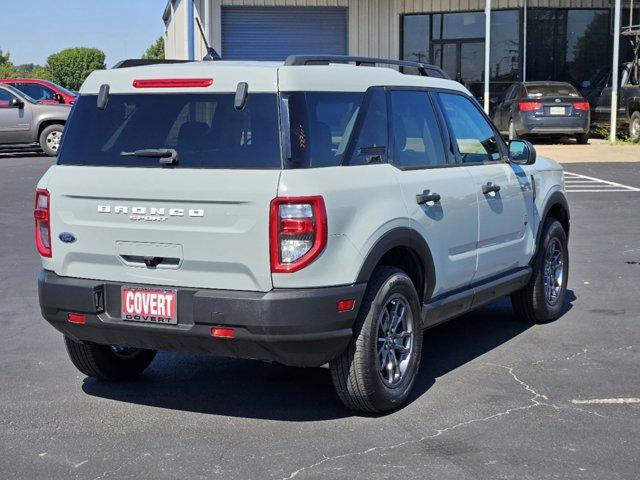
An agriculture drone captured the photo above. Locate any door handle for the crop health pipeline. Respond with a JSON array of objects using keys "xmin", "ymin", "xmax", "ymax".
[
  {"xmin": 416, "ymin": 190, "xmax": 441, "ymax": 205},
  {"xmin": 482, "ymin": 183, "xmax": 501, "ymax": 195}
]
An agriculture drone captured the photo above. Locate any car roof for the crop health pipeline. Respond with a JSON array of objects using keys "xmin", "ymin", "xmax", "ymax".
[
  {"xmin": 80, "ymin": 60, "xmax": 470, "ymax": 96},
  {"xmin": 0, "ymin": 78, "xmax": 50, "ymax": 84}
]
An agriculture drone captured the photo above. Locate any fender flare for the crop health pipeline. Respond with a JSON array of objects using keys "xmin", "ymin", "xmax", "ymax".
[
  {"xmin": 536, "ymin": 190, "xmax": 570, "ymax": 248},
  {"xmin": 355, "ymin": 227, "xmax": 436, "ymax": 303}
]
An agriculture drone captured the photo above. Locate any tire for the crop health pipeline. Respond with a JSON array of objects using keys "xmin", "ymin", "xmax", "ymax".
[
  {"xmin": 511, "ymin": 219, "xmax": 569, "ymax": 324},
  {"xmin": 575, "ymin": 133, "xmax": 589, "ymax": 145},
  {"xmin": 508, "ymin": 119, "xmax": 518, "ymax": 141},
  {"xmin": 64, "ymin": 336, "xmax": 156, "ymax": 380},
  {"xmin": 630, "ymin": 111, "xmax": 640, "ymax": 143},
  {"xmin": 330, "ymin": 266, "xmax": 423, "ymax": 413},
  {"xmin": 39, "ymin": 124, "xmax": 64, "ymax": 156}
]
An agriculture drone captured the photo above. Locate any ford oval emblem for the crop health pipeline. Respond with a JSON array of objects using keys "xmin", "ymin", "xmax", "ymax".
[{"xmin": 59, "ymin": 232, "xmax": 76, "ymax": 243}]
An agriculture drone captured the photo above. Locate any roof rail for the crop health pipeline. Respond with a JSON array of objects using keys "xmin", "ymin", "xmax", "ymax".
[
  {"xmin": 283, "ymin": 55, "xmax": 447, "ymax": 78},
  {"xmin": 112, "ymin": 59, "xmax": 192, "ymax": 69}
]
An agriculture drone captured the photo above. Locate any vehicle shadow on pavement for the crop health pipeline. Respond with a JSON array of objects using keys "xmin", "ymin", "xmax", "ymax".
[
  {"xmin": 0, "ymin": 151, "xmax": 44, "ymax": 159},
  {"xmin": 82, "ymin": 292, "xmax": 575, "ymax": 421}
]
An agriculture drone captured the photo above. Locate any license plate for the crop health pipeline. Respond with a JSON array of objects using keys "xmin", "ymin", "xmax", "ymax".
[
  {"xmin": 549, "ymin": 106, "xmax": 566, "ymax": 115},
  {"xmin": 121, "ymin": 287, "xmax": 177, "ymax": 325}
]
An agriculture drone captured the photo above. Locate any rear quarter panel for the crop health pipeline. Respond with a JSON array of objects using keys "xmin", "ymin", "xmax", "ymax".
[{"xmin": 273, "ymin": 164, "xmax": 407, "ymax": 288}]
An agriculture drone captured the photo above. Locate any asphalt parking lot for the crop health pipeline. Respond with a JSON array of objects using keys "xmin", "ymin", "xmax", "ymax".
[{"xmin": 1, "ymin": 154, "xmax": 639, "ymax": 480}]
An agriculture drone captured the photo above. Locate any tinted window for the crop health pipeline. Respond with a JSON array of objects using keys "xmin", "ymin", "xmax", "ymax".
[
  {"xmin": 57, "ymin": 93, "xmax": 281, "ymax": 169},
  {"xmin": 525, "ymin": 84, "xmax": 580, "ymax": 97},
  {"xmin": 286, "ymin": 91, "xmax": 363, "ymax": 168},
  {"xmin": 0, "ymin": 88, "xmax": 15, "ymax": 107},
  {"xmin": 390, "ymin": 90, "xmax": 446, "ymax": 168},
  {"xmin": 15, "ymin": 83, "xmax": 55, "ymax": 101},
  {"xmin": 438, "ymin": 92, "xmax": 501, "ymax": 164},
  {"xmin": 402, "ymin": 15, "xmax": 430, "ymax": 64},
  {"xmin": 345, "ymin": 88, "xmax": 387, "ymax": 166}
]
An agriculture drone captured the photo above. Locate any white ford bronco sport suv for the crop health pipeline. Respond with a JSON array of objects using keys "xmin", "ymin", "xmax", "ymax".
[{"xmin": 36, "ymin": 56, "xmax": 569, "ymax": 413}]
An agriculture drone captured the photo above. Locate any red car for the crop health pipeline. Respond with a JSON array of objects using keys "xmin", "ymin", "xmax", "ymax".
[{"xmin": 0, "ymin": 78, "xmax": 77, "ymax": 105}]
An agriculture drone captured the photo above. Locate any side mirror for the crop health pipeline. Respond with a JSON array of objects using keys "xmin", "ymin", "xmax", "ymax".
[
  {"xmin": 8, "ymin": 98, "xmax": 24, "ymax": 109},
  {"xmin": 489, "ymin": 96, "xmax": 499, "ymax": 105},
  {"xmin": 53, "ymin": 93, "xmax": 64, "ymax": 103},
  {"xmin": 509, "ymin": 139, "xmax": 536, "ymax": 165},
  {"xmin": 580, "ymin": 80, "xmax": 591, "ymax": 89}
]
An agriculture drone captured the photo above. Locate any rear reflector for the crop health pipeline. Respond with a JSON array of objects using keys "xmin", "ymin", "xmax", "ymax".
[
  {"xmin": 132, "ymin": 78, "xmax": 213, "ymax": 88},
  {"xmin": 67, "ymin": 313, "xmax": 86, "ymax": 324},
  {"xmin": 573, "ymin": 101, "xmax": 590, "ymax": 111},
  {"xmin": 211, "ymin": 327, "xmax": 236, "ymax": 339},
  {"xmin": 518, "ymin": 101, "xmax": 543, "ymax": 111},
  {"xmin": 337, "ymin": 299, "xmax": 355, "ymax": 312}
]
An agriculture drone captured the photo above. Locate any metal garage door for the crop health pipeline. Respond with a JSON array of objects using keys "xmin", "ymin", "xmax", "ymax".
[{"xmin": 221, "ymin": 7, "xmax": 348, "ymax": 61}]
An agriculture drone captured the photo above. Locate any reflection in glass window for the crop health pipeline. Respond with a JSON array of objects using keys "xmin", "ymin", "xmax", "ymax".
[
  {"xmin": 402, "ymin": 15, "xmax": 430, "ymax": 64},
  {"xmin": 439, "ymin": 93, "xmax": 501, "ymax": 164},
  {"xmin": 527, "ymin": 9, "xmax": 611, "ymax": 86},
  {"xmin": 433, "ymin": 12, "xmax": 485, "ymax": 40},
  {"xmin": 490, "ymin": 10, "xmax": 520, "ymax": 82}
]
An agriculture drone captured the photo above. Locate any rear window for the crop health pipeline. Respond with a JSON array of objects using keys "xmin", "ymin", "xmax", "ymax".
[
  {"xmin": 57, "ymin": 93, "xmax": 282, "ymax": 169},
  {"xmin": 525, "ymin": 84, "xmax": 580, "ymax": 97}
]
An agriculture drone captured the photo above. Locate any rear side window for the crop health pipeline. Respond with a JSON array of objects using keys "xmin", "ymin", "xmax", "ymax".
[
  {"xmin": 438, "ymin": 92, "xmax": 502, "ymax": 164},
  {"xmin": 285, "ymin": 91, "xmax": 364, "ymax": 168},
  {"xmin": 389, "ymin": 90, "xmax": 446, "ymax": 168},
  {"xmin": 14, "ymin": 83, "xmax": 56, "ymax": 102},
  {"xmin": 57, "ymin": 93, "xmax": 281, "ymax": 169}
]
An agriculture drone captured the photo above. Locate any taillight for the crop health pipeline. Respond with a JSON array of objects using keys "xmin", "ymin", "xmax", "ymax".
[
  {"xmin": 518, "ymin": 101, "xmax": 543, "ymax": 111},
  {"xmin": 34, "ymin": 189, "xmax": 51, "ymax": 257},
  {"xmin": 270, "ymin": 196, "xmax": 327, "ymax": 273},
  {"xmin": 573, "ymin": 101, "xmax": 590, "ymax": 111}
]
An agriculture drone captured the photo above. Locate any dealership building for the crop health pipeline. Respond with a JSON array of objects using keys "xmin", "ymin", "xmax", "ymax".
[{"xmin": 164, "ymin": 0, "xmax": 639, "ymax": 98}]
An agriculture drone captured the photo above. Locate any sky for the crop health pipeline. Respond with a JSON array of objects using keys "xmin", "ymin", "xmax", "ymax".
[{"xmin": 0, "ymin": 0, "xmax": 167, "ymax": 67}]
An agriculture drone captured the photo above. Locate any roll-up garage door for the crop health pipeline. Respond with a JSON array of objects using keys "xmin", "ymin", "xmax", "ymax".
[{"xmin": 221, "ymin": 7, "xmax": 348, "ymax": 61}]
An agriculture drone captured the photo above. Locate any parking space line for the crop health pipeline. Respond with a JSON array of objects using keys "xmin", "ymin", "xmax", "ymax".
[{"xmin": 563, "ymin": 172, "xmax": 640, "ymax": 193}]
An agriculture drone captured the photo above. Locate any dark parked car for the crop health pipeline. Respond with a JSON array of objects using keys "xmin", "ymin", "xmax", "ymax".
[
  {"xmin": 581, "ymin": 62, "xmax": 640, "ymax": 142},
  {"xmin": 492, "ymin": 82, "xmax": 591, "ymax": 144}
]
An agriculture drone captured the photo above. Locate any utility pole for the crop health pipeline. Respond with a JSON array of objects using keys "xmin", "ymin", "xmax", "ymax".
[
  {"xmin": 484, "ymin": 0, "xmax": 491, "ymax": 113},
  {"xmin": 610, "ymin": 0, "xmax": 621, "ymax": 143}
]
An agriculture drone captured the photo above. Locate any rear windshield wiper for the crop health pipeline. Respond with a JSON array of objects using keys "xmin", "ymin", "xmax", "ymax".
[{"xmin": 120, "ymin": 148, "xmax": 178, "ymax": 166}]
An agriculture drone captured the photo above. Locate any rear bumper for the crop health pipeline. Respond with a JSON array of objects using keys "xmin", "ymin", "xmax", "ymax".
[
  {"xmin": 518, "ymin": 114, "xmax": 590, "ymax": 135},
  {"xmin": 38, "ymin": 270, "xmax": 366, "ymax": 367}
]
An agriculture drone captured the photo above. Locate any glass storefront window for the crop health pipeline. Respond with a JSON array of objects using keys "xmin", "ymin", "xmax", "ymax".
[
  {"xmin": 402, "ymin": 15, "xmax": 430, "ymax": 64},
  {"xmin": 491, "ymin": 10, "xmax": 520, "ymax": 82},
  {"xmin": 401, "ymin": 10, "xmax": 520, "ymax": 100},
  {"xmin": 526, "ymin": 9, "xmax": 611, "ymax": 86},
  {"xmin": 432, "ymin": 12, "xmax": 485, "ymax": 40}
]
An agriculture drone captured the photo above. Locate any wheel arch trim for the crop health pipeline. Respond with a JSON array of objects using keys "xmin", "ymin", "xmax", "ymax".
[
  {"xmin": 536, "ymin": 189, "xmax": 570, "ymax": 252},
  {"xmin": 355, "ymin": 227, "xmax": 436, "ymax": 303}
]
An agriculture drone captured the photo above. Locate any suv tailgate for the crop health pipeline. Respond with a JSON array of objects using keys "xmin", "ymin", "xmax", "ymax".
[{"xmin": 44, "ymin": 166, "xmax": 279, "ymax": 291}]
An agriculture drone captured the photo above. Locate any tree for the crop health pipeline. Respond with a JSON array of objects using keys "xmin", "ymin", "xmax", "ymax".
[
  {"xmin": 142, "ymin": 37, "xmax": 165, "ymax": 60},
  {"xmin": 45, "ymin": 47, "xmax": 106, "ymax": 91},
  {"xmin": 0, "ymin": 48, "xmax": 20, "ymax": 78}
]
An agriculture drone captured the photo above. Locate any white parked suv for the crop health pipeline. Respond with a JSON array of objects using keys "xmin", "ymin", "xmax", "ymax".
[{"xmin": 36, "ymin": 56, "xmax": 569, "ymax": 413}]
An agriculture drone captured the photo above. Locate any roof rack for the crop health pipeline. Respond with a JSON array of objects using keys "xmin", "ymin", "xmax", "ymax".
[
  {"xmin": 283, "ymin": 55, "xmax": 448, "ymax": 78},
  {"xmin": 112, "ymin": 59, "xmax": 192, "ymax": 69}
]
